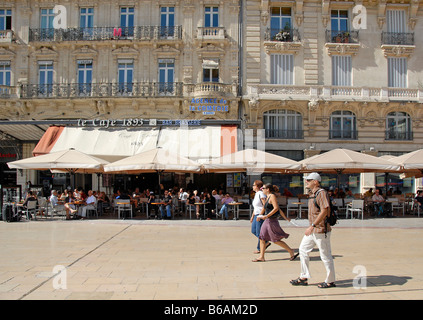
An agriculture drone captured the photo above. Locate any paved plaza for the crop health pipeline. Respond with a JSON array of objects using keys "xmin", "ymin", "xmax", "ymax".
[{"xmin": 0, "ymin": 216, "xmax": 422, "ymax": 300}]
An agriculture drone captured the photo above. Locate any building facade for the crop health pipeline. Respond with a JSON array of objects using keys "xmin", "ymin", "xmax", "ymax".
[
  {"xmin": 1, "ymin": 0, "xmax": 423, "ymax": 194},
  {"xmin": 242, "ymin": 0, "xmax": 423, "ymax": 193}
]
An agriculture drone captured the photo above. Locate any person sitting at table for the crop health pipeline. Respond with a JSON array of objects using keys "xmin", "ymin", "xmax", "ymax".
[
  {"xmin": 219, "ymin": 193, "xmax": 234, "ymax": 220},
  {"xmin": 363, "ymin": 188, "xmax": 374, "ymax": 198},
  {"xmin": 204, "ymin": 191, "xmax": 216, "ymax": 219},
  {"xmin": 160, "ymin": 189, "xmax": 173, "ymax": 219},
  {"xmin": 49, "ymin": 190, "xmax": 60, "ymax": 207},
  {"xmin": 79, "ymin": 190, "xmax": 97, "ymax": 219},
  {"xmin": 23, "ymin": 191, "xmax": 37, "ymax": 207},
  {"xmin": 372, "ymin": 188, "xmax": 385, "ymax": 216},
  {"xmin": 147, "ymin": 191, "xmax": 158, "ymax": 219},
  {"xmin": 414, "ymin": 190, "xmax": 423, "ymax": 211},
  {"xmin": 97, "ymin": 192, "xmax": 111, "ymax": 216},
  {"xmin": 64, "ymin": 192, "xmax": 77, "ymax": 220},
  {"xmin": 345, "ymin": 189, "xmax": 354, "ymax": 200}
]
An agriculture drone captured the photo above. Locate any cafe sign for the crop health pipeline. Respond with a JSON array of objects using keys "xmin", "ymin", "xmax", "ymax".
[{"xmin": 189, "ymin": 98, "xmax": 229, "ymax": 115}]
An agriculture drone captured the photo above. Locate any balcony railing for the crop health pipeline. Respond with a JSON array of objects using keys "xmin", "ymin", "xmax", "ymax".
[
  {"xmin": 196, "ymin": 27, "xmax": 226, "ymax": 40},
  {"xmin": 385, "ymin": 130, "xmax": 413, "ymax": 141},
  {"xmin": 185, "ymin": 82, "xmax": 236, "ymax": 96},
  {"xmin": 265, "ymin": 129, "xmax": 304, "ymax": 139},
  {"xmin": 325, "ymin": 30, "xmax": 359, "ymax": 44},
  {"xmin": 264, "ymin": 28, "xmax": 300, "ymax": 42},
  {"xmin": 19, "ymin": 82, "xmax": 183, "ymax": 99},
  {"xmin": 251, "ymin": 85, "xmax": 423, "ymax": 103},
  {"xmin": 0, "ymin": 30, "xmax": 12, "ymax": 43},
  {"xmin": 381, "ymin": 32, "xmax": 414, "ymax": 46},
  {"xmin": 329, "ymin": 130, "xmax": 358, "ymax": 140},
  {"xmin": 29, "ymin": 26, "xmax": 182, "ymax": 42}
]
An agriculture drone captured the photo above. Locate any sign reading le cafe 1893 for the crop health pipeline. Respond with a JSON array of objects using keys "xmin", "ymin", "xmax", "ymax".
[{"xmin": 189, "ymin": 98, "xmax": 229, "ymax": 115}]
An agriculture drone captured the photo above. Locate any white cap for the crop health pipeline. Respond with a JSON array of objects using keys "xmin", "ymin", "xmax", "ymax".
[{"xmin": 306, "ymin": 172, "xmax": 321, "ymax": 182}]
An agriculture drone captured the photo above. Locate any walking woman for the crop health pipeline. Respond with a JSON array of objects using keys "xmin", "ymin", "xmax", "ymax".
[
  {"xmin": 252, "ymin": 184, "xmax": 299, "ymax": 262},
  {"xmin": 250, "ymin": 180, "xmax": 268, "ymax": 254}
]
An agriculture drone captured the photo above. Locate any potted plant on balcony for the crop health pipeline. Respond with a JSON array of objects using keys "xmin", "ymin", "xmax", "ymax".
[{"xmin": 342, "ymin": 31, "xmax": 350, "ymax": 43}]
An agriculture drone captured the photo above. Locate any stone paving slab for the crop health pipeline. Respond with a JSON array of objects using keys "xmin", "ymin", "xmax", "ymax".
[{"xmin": 0, "ymin": 217, "xmax": 422, "ymax": 301}]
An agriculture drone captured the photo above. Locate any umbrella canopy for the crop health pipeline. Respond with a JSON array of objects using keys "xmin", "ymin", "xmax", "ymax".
[
  {"xmin": 203, "ymin": 148, "xmax": 301, "ymax": 173},
  {"xmin": 7, "ymin": 148, "xmax": 109, "ymax": 173},
  {"xmin": 103, "ymin": 147, "xmax": 202, "ymax": 174},
  {"xmin": 387, "ymin": 149, "xmax": 423, "ymax": 178},
  {"xmin": 300, "ymin": 148, "xmax": 400, "ymax": 173}
]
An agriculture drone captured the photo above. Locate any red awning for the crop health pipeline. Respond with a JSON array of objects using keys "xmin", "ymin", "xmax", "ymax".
[{"xmin": 32, "ymin": 126, "xmax": 65, "ymax": 156}]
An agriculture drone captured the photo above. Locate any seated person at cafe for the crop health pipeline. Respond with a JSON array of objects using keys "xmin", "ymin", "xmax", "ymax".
[
  {"xmin": 64, "ymin": 192, "xmax": 77, "ymax": 220},
  {"xmin": 160, "ymin": 190, "xmax": 173, "ymax": 219},
  {"xmin": 147, "ymin": 191, "xmax": 158, "ymax": 219},
  {"xmin": 79, "ymin": 190, "xmax": 97, "ymax": 218},
  {"xmin": 372, "ymin": 189, "xmax": 385, "ymax": 216},
  {"xmin": 97, "ymin": 192, "xmax": 111, "ymax": 215},
  {"xmin": 204, "ymin": 191, "xmax": 216, "ymax": 219},
  {"xmin": 219, "ymin": 193, "xmax": 234, "ymax": 220},
  {"xmin": 23, "ymin": 191, "xmax": 37, "ymax": 207},
  {"xmin": 50, "ymin": 190, "xmax": 60, "ymax": 207},
  {"xmin": 415, "ymin": 190, "xmax": 423, "ymax": 211},
  {"xmin": 363, "ymin": 188, "xmax": 374, "ymax": 198}
]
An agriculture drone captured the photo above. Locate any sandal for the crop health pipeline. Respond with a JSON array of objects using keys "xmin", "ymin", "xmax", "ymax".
[
  {"xmin": 290, "ymin": 277, "xmax": 308, "ymax": 286},
  {"xmin": 252, "ymin": 258, "xmax": 265, "ymax": 262},
  {"xmin": 290, "ymin": 253, "xmax": 299, "ymax": 261},
  {"xmin": 318, "ymin": 282, "xmax": 336, "ymax": 288}
]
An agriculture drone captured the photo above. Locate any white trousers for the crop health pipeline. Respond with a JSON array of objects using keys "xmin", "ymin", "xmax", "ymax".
[{"xmin": 299, "ymin": 232, "xmax": 335, "ymax": 283}]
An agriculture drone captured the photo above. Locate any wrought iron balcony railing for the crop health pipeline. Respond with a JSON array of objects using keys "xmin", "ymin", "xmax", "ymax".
[
  {"xmin": 385, "ymin": 130, "xmax": 413, "ymax": 141},
  {"xmin": 329, "ymin": 130, "xmax": 358, "ymax": 140},
  {"xmin": 29, "ymin": 26, "xmax": 182, "ymax": 42},
  {"xmin": 264, "ymin": 28, "xmax": 300, "ymax": 42},
  {"xmin": 19, "ymin": 82, "xmax": 183, "ymax": 99},
  {"xmin": 325, "ymin": 30, "xmax": 359, "ymax": 44},
  {"xmin": 381, "ymin": 32, "xmax": 414, "ymax": 46},
  {"xmin": 265, "ymin": 129, "xmax": 304, "ymax": 140}
]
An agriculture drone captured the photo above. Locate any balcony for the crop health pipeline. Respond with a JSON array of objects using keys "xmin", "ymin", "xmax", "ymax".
[
  {"xmin": 185, "ymin": 82, "xmax": 236, "ymax": 97},
  {"xmin": 329, "ymin": 130, "xmax": 358, "ymax": 140},
  {"xmin": 263, "ymin": 28, "xmax": 301, "ymax": 54},
  {"xmin": 265, "ymin": 129, "xmax": 304, "ymax": 140},
  {"xmin": 29, "ymin": 26, "xmax": 182, "ymax": 42},
  {"xmin": 196, "ymin": 27, "xmax": 226, "ymax": 41},
  {"xmin": 249, "ymin": 85, "xmax": 423, "ymax": 103},
  {"xmin": 19, "ymin": 82, "xmax": 183, "ymax": 99},
  {"xmin": 0, "ymin": 30, "xmax": 12, "ymax": 43},
  {"xmin": 385, "ymin": 130, "xmax": 413, "ymax": 141},
  {"xmin": 381, "ymin": 32, "xmax": 414, "ymax": 46},
  {"xmin": 325, "ymin": 30, "xmax": 359, "ymax": 44}
]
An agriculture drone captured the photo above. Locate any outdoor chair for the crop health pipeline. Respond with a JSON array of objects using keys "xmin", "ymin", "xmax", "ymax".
[
  {"xmin": 23, "ymin": 200, "xmax": 38, "ymax": 220},
  {"xmin": 117, "ymin": 199, "xmax": 132, "ymax": 219},
  {"xmin": 49, "ymin": 203, "xmax": 66, "ymax": 220},
  {"xmin": 387, "ymin": 197, "xmax": 405, "ymax": 216},
  {"xmin": 286, "ymin": 198, "xmax": 299, "ymax": 219},
  {"xmin": 299, "ymin": 198, "xmax": 308, "ymax": 219},
  {"xmin": 85, "ymin": 203, "xmax": 98, "ymax": 219},
  {"xmin": 333, "ymin": 198, "xmax": 346, "ymax": 217},
  {"xmin": 346, "ymin": 200, "xmax": 364, "ymax": 219}
]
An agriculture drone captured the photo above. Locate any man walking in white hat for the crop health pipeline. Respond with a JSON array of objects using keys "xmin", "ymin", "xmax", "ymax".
[{"xmin": 290, "ymin": 172, "xmax": 336, "ymax": 288}]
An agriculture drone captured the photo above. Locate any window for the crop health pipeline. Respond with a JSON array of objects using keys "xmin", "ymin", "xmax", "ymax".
[
  {"xmin": 40, "ymin": 8, "xmax": 55, "ymax": 29},
  {"xmin": 388, "ymin": 57, "xmax": 407, "ymax": 88},
  {"xmin": 160, "ymin": 7, "xmax": 175, "ymax": 37},
  {"xmin": 0, "ymin": 62, "xmax": 11, "ymax": 86},
  {"xmin": 205, "ymin": 7, "xmax": 219, "ymax": 27},
  {"xmin": 158, "ymin": 59, "xmax": 174, "ymax": 94},
  {"xmin": 38, "ymin": 61, "xmax": 53, "ymax": 96},
  {"xmin": 332, "ymin": 55, "xmax": 352, "ymax": 86},
  {"xmin": 331, "ymin": 10, "xmax": 349, "ymax": 32},
  {"xmin": 387, "ymin": 9, "xmax": 406, "ymax": 33},
  {"xmin": 118, "ymin": 60, "xmax": 133, "ymax": 94},
  {"xmin": 78, "ymin": 60, "xmax": 92, "ymax": 96},
  {"xmin": 270, "ymin": 7, "xmax": 292, "ymax": 39},
  {"xmin": 263, "ymin": 109, "xmax": 303, "ymax": 139},
  {"xmin": 0, "ymin": 9, "xmax": 12, "ymax": 30},
  {"xmin": 120, "ymin": 7, "xmax": 134, "ymax": 27},
  {"xmin": 386, "ymin": 112, "xmax": 412, "ymax": 140},
  {"xmin": 0, "ymin": 61, "xmax": 11, "ymax": 95},
  {"xmin": 80, "ymin": 8, "xmax": 94, "ymax": 28},
  {"xmin": 330, "ymin": 111, "xmax": 357, "ymax": 139},
  {"xmin": 271, "ymin": 54, "xmax": 293, "ymax": 85}
]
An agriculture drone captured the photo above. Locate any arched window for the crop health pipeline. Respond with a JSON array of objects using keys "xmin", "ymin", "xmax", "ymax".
[
  {"xmin": 386, "ymin": 112, "xmax": 412, "ymax": 140},
  {"xmin": 263, "ymin": 109, "xmax": 303, "ymax": 139},
  {"xmin": 329, "ymin": 110, "xmax": 357, "ymax": 139}
]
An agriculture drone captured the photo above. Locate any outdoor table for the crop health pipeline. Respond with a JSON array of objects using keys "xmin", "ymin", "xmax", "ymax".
[
  {"xmin": 228, "ymin": 202, "xmax": 243, "ymax": 220},
  {"xmin": 195, "ymin": 202, "xmax": 209, "ymax": 219},
  {"xmin": 292, "ymin": 202, "xmax": 303, "ymax": 219}
]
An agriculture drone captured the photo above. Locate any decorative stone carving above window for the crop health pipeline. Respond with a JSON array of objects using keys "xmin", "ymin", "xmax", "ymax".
[
  {"xmin": 325, "ymin": 43, "xmax": 360, "ymax": 56},
  {"xmin": 263, "ymin": 41, "xmax": 301, "ymax": 55}
]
